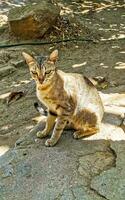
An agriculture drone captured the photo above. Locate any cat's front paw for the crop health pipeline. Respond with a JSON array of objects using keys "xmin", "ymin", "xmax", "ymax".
[
  {"xmin": 45, "ymin": 139, "xmax": 56, "ymax": 147},
  {"xmin": 73, "ymin": 131, "xmax": 80, "ymax": 139},
  {"xmin": 37, "ymin": 130, "xmax": 48, "ymax": 138}
]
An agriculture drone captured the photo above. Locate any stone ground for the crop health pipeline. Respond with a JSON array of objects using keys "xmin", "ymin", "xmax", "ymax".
[{"xmin": 0, "ymin": 0, "xmax": 125, "ymax": 199}]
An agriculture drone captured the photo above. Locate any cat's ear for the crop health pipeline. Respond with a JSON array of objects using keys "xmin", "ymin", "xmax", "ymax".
[
  {"xmin": 22, "ymin": 52, "xmax": 35, "ymax": 64},
  {"xmin": 49, "ymin": 50, "xmax": 58, "ymax": 63}
]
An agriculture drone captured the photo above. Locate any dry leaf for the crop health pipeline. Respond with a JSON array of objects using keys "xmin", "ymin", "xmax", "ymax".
[{"xmin": 7, "ymin": 91, "xmax": 25, "ymax": 105}]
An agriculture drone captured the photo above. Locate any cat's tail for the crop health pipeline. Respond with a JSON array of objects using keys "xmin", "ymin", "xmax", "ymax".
[{"xmin": 34, "ymin": 102, "xmax": 47, "ymax": 116}]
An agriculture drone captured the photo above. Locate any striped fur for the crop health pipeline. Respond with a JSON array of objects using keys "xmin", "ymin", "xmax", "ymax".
[{"xmin": 23, "ymin": 50, "xmax": 104, "ymax": 146}]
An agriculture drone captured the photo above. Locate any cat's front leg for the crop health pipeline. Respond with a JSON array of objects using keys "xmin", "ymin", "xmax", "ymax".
[
  {"xmin": 45, "ymin": 116, "xmax": 67, "ymax": 147},
  {"xmin": 37, "ymin": 112, "xmax": 56, "ymax": 138}
]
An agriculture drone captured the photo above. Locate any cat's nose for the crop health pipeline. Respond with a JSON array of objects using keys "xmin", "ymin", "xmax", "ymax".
[{"xmin": 38, "ymin": 76, "xmax": 44, "ymax": 84}]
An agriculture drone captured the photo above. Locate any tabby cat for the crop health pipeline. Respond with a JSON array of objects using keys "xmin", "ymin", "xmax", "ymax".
[{"xmin": 22, "ymin": 50, "xmax": 104, "ymax": 146}]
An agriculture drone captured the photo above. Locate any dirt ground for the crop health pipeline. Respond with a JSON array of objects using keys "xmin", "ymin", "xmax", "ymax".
[{"xmin": 0, "ymin": 1, "xmax": 125, "ymax": 200}]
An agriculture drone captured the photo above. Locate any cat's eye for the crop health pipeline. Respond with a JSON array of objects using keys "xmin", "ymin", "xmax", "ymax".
[
  {"xmin": 31, "ymin": 71, "xmax": 37, "ymax": 76},
  {"xmin": 45, "ymin": 70, "xmax": 51, "ymax": 75}
]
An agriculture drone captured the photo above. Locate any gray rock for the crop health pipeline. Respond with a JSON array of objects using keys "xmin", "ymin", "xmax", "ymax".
[
  {"xmin": 91, "ymin": 168, "xmax": 125, "ymax": 200},
  {"xmin": 1, "ymin": 127, "xmax": 125, "ymax": 200},
  {"xmin": 72, "ymin": 186, "xmax": 104, "ymax": 200},
  {"xmin": 91, "ymin": 142, "xmax": 125, "ymax": 200},
  {"xmin": 78, "ymin": 151, "xmax": 115, "ymax": 179},
  {"xmin": 0, "ymin": 133, "xmax": 109, "ymax": 200},
  {"xmin": 0, "ymin": 164, "xmax": 14, "ymax": 178},
  {"xmin": 60, "ymin": 188, "xmax": 74, "ymax": 200},
  {"xmin": 15, "ymin": 119, "xmax": 46, "ymax": 147},
  {"xmin": 15, "ymin": 162, "xmax": 32, "ymax": 178},
  {"xmin": 8, "ymin": 1, "xmax": 60, "ymax": 39}
]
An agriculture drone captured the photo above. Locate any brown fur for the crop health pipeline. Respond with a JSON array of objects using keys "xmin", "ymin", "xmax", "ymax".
[
  {"xmin": 72, "ymin": 109, "xmax": 97, "ymax": 129},
  {"xmin": 22, "ymin": 50, "xmax": 104, "ymax": 146}
]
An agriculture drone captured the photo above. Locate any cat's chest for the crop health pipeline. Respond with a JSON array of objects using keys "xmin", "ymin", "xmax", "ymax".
[
  {"xmin": 36, "ymin": 87, "xmax": 57, "ymax": 110},
  {"xmin": 36, "ymin": 88, "xmax": 44, "ymax": 103}
]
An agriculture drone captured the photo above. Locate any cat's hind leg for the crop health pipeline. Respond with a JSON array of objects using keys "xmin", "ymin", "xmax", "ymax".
[
  {"xmin": 73, "ymin": 126, "xmax": 98, "ymax": 139},
  {"xmin": 72, "ymin": 108, "xmax": 100, "ymax": 139}
]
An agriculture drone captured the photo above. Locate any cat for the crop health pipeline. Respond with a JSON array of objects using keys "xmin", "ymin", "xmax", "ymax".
[{"xmin": 22, "ymin": 50, "xmax": 104, "ymax": 147}]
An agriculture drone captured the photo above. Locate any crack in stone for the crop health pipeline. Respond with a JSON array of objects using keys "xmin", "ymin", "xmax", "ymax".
[
  {"xmin": 78, "ymin": 150, "xmax": 116, "ymax": 178},
  {"xmin": 89, "ymin": 142, "xmax": 117, "ymax": 200},
  {"xmin": 107, "ymin": 143, "xmax": 117, "ymax": 168},
  {"xmin": 77, "ymin": 141, "xmax": 117, "ymax": 199},
  {"xmin": 70, "ymin": 189, "xmax": 77, "ymax": 200},
  {"xmin": 54, "ymin": 188, "xmax": 76, "ymax": 200},
  {"xmin": 54, "ymin": 193, "xmax": 63, "ymax": 200},
  {"xmin": 89, "ymin": 186, "xmax": 109, "ymax": 200}
]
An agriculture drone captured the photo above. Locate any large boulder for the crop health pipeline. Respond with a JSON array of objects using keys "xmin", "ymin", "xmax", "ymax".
[{"xmin": 8, "ymin": 1, "xmax": 60, "ymax": 39}]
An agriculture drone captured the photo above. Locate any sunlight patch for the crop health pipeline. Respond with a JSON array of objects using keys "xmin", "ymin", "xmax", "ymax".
[
  {"xmin": 1, "ymin": 125, "xmax": 12, "ymax": 131},
  {"xmin": 92, "ymin": 92, "xmax": 125, "ymax": 141},
  {"xmin": 26, "ymin": 125, "xmax": 34, "ymax": 130},
  {"xmin": 84, "ymin": 123, "xmax": 125, "ymax": 141},
  {"xmin": 114, "ymin": 62, "xmax": 125, "ymax": 69},
  {"xmin": 32, "ymin": 115, "xmax": 46, "ymax": 123},
  {"xmin": 100, "ymin": 33, "xmax": 125, "ymax": 41},
  {"xmin": 104, "ymin": 105, "xmax": 125, "ymax": 117},
  {"xmin": 0, "ymin": 145, "xmax": 9, "ymax": 157},
  {"xmin": 120, "ymin": 51, "xmax": 125, "ymax": 54},
  {"xmin": 0, "ymin": 92, "xmax": 10, "ymax": 99},
  {"xmin": 100, "ymin": 92, "xmax": 125, "ymax": 107},
  {"xmin": 0, "ymin": 15, "xmax": 8, "ymax": 27},
  {"xmin": 19, "ymin": 80, "xmax": 31, "ymax": 84},
  {"xmin": 72, "ymin": 62, "xmax": 87, "ymax": 68}
]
